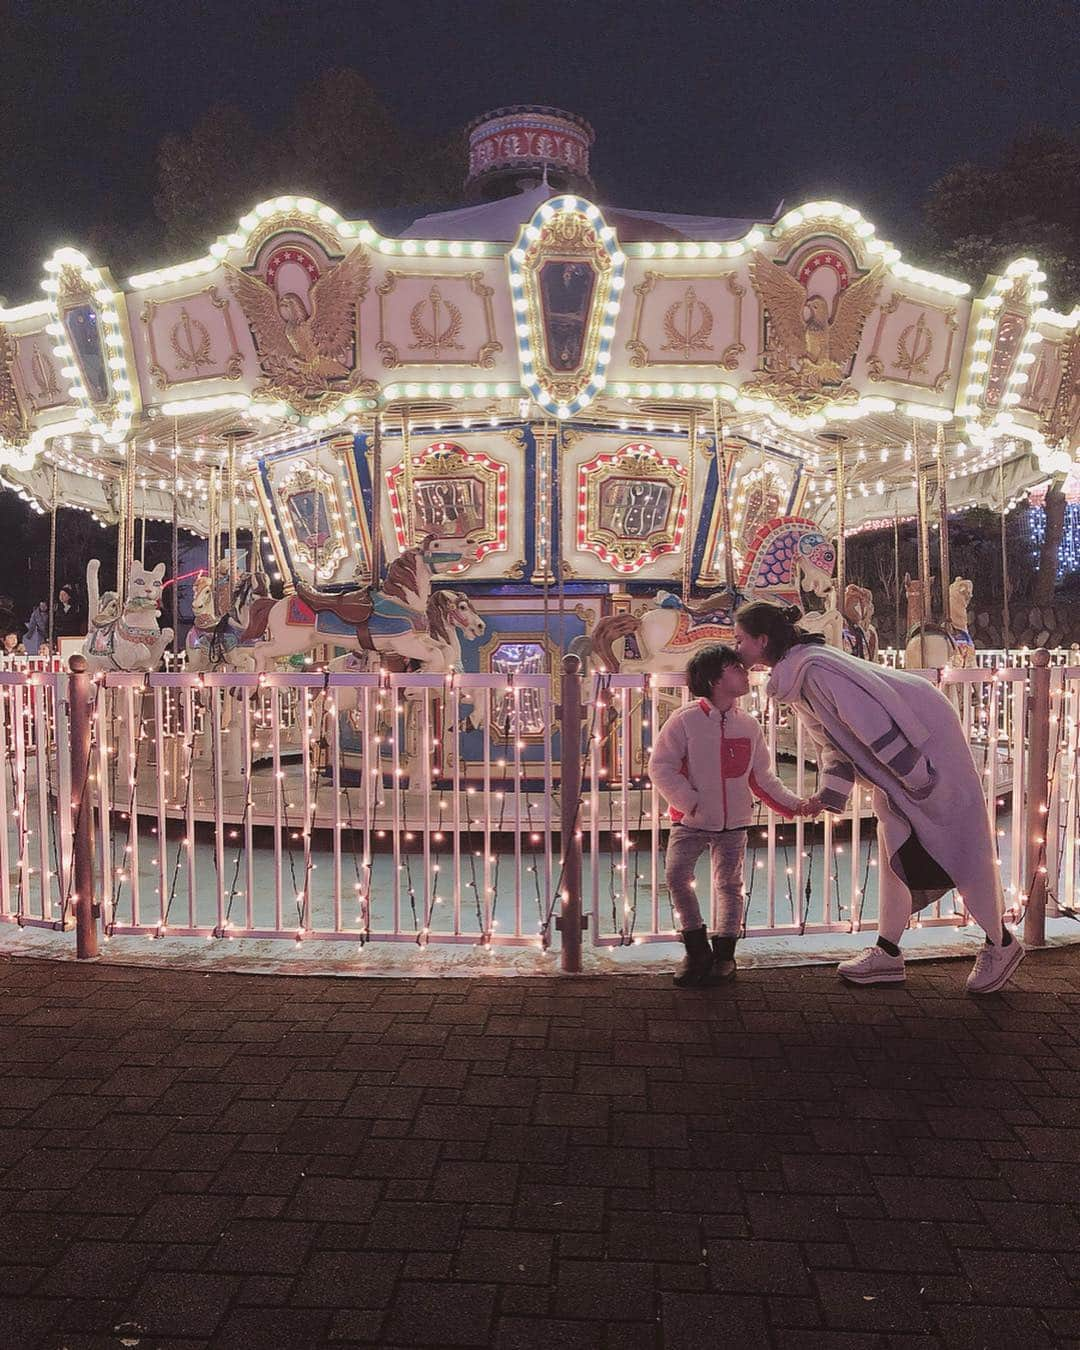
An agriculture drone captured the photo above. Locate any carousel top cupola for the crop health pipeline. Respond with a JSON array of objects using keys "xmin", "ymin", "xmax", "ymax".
[{"xmin": 464, "ymin": 106, "xmax": 596, "ymax": 202}]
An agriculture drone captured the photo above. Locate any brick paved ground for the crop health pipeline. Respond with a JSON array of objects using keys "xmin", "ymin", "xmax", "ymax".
[{"xmin": 1, "ymin": 949, "xmax": 1079, "ymax": 1350}]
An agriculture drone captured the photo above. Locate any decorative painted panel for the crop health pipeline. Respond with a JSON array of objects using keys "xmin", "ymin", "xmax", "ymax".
[{"xmin": 256, "ymin": 437, "xmax": 371, "ymax": 589}]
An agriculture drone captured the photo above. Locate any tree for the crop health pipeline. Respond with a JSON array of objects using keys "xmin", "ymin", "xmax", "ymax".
[
  {"xmin": 1034, "ymin": 480, "xmax": 1066, "ymax": 606},
  {"xmin": 921, "ymin": 128, "xmax": 1080, "ymax": 307},
  {"xmin": 155, "ymin": 105, "xmax": 276, "ymax": 256},
  {"xmin": 152, "ymin": 70, "xmax": 460, "ymax": 258}
]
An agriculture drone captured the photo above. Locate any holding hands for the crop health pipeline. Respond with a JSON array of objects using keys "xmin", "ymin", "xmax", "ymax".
[{"xmin": 796, "ymin": 794, "xmax": 825, "ymax": 817}]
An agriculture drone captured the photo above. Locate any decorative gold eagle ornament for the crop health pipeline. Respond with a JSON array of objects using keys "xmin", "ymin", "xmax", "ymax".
[
  {"xmin": 745, "ymin": 252, "xmax": 885, "ymax": 413},
  {"xmin": 226, "ymin": 244, "xmax": 375, "ymax": 412}
]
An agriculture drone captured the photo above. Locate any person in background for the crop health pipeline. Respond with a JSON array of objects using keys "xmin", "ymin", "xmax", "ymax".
[
  {"xmin": 733, "ymin": 601, "xmax": 1024, "ymax": 995},
  {"xmin": 23, "ymin": 601, "xmax": 49, "ymax": 655},
  {"xmin": 2, "ymin": 631, "xmax": 25, "ymax": 656},
  {"xmin": 53, "ymin": 583, "xmax": 85, "ymax": 638},
  {"xmin": 650, "ymin": 643, "xmax": 815, "ymax": 987}
]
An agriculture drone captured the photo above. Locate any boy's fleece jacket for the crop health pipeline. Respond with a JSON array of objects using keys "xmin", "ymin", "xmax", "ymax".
[{"xmin": 650, "ymin": 698, "xmax": 802, "ymax": 829}]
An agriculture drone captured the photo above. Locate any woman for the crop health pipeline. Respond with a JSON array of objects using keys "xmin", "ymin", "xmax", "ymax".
[
  {"xmin": 23, "ymin": 601, "xmax": 49, "ymax": 655},
  {"xmin": 733, "ymin": 602, "xmax": 1024, "ymax": 994}
]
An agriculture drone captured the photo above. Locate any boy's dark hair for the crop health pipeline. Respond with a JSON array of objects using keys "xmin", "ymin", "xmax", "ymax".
[{"xmin": 686, "ymin": 643, "xmax": 743, "ymax": 698}]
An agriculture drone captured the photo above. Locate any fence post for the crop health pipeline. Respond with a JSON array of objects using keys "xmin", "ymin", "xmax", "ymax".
[
  {"xmin": 557, "ymin": 654, "xmax": 584, "ymax": 973},
  {"xmin": 68, "ymin": 655, "xmax": 98, "ymax": 960},
  {"xmin": 1023, "ymin": 647, "xmax": 1051, "ymax": 948}
]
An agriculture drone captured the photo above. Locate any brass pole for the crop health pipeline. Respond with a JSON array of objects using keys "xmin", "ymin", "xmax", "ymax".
[
  {"xmin": 682, "ymin": 408, "xmax": 697, "ymax": 599},
  {"xmin": 912, "ymin": 420, "xmax": 928, "ymax": 667},
  {"xmin": 208, "ymin": 467, "xmax": 220, "ymax": 582},
  {"xmin": 936, "ymin": 422, "xmax": 950, "ymax": 625},
  {"xmin": 712, "ymin": 398, "xmax": 736, "ymax": 592},
  {"xmin": 370, "ymin": 414, "xmax": 383, "ymax": 583},
  {"xmin": 172, "ymin": 420, "xmax": 180, "ymax": 656},
  {"xmin": 835, "ymin": 445, "xmax": 846, "ymax": 603},
  {"xmin": 48, "ymin": 463, "xmax": 58, "ymax": 651},
  {"xmin": 999, "ymin": 456, "xmax": 1011, "ymax": 653},
  {"xmin": 401, "ymin": 407, "xmax": 414, "ymax": 549},
  {"xmin": 892, "ymin": 497, "xmax": 901, "ymax": 649},
  {"xmin": 226, "ymin": 432, "xmax": 239, "ymax": 598}
]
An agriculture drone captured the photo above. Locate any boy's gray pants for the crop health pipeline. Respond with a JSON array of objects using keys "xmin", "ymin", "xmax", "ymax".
[{"xmin": 665, "ymin": 824, "xmax": 746, "ymax": 935}]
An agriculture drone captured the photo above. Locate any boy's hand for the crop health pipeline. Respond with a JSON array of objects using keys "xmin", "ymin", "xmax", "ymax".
[{"xmin": 799, "ymin": 794, "xmax": 824, "ymax": 817}]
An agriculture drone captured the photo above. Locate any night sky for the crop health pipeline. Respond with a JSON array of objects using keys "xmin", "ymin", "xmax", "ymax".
[{"xmin": 1, "ymin": 0, "xmax": 1077, "ymax": 301}]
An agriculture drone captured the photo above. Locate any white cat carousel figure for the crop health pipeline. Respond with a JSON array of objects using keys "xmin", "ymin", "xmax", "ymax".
[{"xmin": 82, "ymin": 559, "xmax": 174, "ymax": 673}]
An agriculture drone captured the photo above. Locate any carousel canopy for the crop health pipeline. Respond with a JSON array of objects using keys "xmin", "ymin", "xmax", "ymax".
[{"xmin": 0, "ymin": 105, "xmax": 1077, "ymax": 540}]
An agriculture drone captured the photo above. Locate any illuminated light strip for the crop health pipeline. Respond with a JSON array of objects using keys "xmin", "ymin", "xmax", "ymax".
[
  {"xmin": 129, "ymin": 195, "xmax": 504, "ymax": 290},
  {"xmin": 621, "ymin": 201, "xmax": 968, "ymax": 298},
  {"xmin": 0, "ymin": 418, "xmax": 86, "ymax": 473},
  {"xmin": 959, "ymin": 258, "xmax": 1055, "ymax": 464},
  {"xmin": 575, "ymin": 441, "xmax": 687, "ymax": 574},
  {"xmin": 41, "ymin": 247, "xmax": 136, "ymax": 447},
  {"xmin": 0, "ymin": 299, "xmax": 52, "ymax": 323},
  {"xmin": 509, "ymin": 195, "xmax": 625, "ymax": 419}
]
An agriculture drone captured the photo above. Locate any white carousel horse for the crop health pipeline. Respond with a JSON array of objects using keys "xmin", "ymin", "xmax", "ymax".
[
  {"xmin": 577, "ymin": 516, "xmax": 840, "ymax": 676},
  {"xmin": 325, "ymin": 589, "xmax": 486, "ymax": 767},
  {"xmin": 185, "ymin": 573, "xmax": 259, "ymax": 673},
  {"xmin": 82, "ymin": 559, "xmax": 174, "ymax": 673},
  {"xmin": 328, "ymin": 587, "xmax": 486, "ymax": 685},
  {"xmin": 235, "ymin": 536, "xmax": 472, "ymax": 671},
  {"xmin": 902, "ymin": 575, "xmax": 976, "ymax": 670},
  {"xmin": 841, "ymin": 583, "xmax": 879, "ymax": 662}
]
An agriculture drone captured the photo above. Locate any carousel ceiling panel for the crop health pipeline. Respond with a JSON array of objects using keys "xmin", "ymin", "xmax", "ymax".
[
  {"xmin": 364, "ymin": 258, "xmax": 517, "ymax": 386},
  {"xmin": 131, "ymin": 280, "xmax": 253, "ymax": 399},
  {"xmin": 377, "ymin": 431, "xmax": 523, "ymax": 582}
]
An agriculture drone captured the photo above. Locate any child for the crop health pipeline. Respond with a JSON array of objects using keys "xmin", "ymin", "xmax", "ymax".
[{"xmin": 650, "ymin": 643, "xmax": 812, "ymax": 987}]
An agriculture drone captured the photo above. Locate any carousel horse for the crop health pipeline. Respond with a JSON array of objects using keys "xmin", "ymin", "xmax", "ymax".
[
  {"xmin": 82, "ymin": 559, "xmax": 174, "ymax": 673},
  {"xmin": 325, "ymin": 588, "xmax": 486, "ymax": 763},
  {"xmin": 902, "ymin": 575, "xmax": 976, "ymax": 670},
  {"xmin": 841, "ymin": 583, "xmax": 879, "ymax": 662},
  {"xmin": 185, "ymin": 572, "xmax": 261, "ymax": 673},
  {"xmin": 237, "ymin": 536, "xmax": 477, "ymax": 670},
  {"xmin": 577, "ymin": 516, "xmax": 840, "ymax": 676}
]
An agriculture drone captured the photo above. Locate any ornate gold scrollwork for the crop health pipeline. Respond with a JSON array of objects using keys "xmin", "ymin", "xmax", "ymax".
[
  {"xmin": 866, "ymin": 292, "xmax": 957, "ymax": 392},
  {"xmin": 141, "ymin": 286, "xmax": 246, "ymax": 391},
  {"xmin": 376, "ymin": 271, "xmax": 502, "ymax": 369},
  {"xmin": 0, "ymin": 325, "xmax": 30, "ymax": 446}
]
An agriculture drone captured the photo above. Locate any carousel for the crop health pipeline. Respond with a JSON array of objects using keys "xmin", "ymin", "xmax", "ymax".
[{"xmin": 0, "ymin": 108, "xmax": 1078, "ymax": 952}]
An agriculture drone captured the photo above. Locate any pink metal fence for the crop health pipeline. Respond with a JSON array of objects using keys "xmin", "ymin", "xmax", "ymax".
[{"xmin": 0, "ymin": 657, "xmax": 1066, "ymax": 962}]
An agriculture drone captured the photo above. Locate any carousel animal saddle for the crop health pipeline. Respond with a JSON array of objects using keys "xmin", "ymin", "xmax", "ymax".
[
  {"xmin": 295, "ymin": 585, "xmax": 374, "ymax": 628},
  {"xmin": 905, "ymin": 622, "xmax": 956, "ymax": 646},
  {"xmin": 238, "ymin": 596, "xmax": 279, "ymax": 646}
]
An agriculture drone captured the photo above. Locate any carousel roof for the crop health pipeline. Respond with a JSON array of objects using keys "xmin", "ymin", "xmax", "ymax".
[{"xmin": 0, "ymin": 104, "xmax": 1076, "ymax": 540}]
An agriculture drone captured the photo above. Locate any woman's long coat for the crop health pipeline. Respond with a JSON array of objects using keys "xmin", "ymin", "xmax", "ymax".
[{"xmin": 767, "ymin": 645, "xmax": 1005, "ymax": 915}]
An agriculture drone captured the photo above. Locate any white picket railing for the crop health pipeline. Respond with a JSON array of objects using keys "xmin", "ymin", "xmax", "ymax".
[{"xmin": 0, "ymin": 660, "xmax": 1071, "ymax": 958}]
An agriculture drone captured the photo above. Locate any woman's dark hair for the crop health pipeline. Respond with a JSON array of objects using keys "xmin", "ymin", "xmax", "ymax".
[
  {"xmin": 685, "ymin": 643, "xmax": 743, "ymax": 698},
  {"xmin": 734, "ymin": 601, "xmax": 825, "ymax": 662}
]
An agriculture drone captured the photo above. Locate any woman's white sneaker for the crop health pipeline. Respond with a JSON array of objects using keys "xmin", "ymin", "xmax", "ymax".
[
  {"xmin": 966, "ymin": 937, "xmax": 1025, "ymax": 994},
  {"xmin": 837, "ymin": 946, "xmax": 906, "ymax": 984}
]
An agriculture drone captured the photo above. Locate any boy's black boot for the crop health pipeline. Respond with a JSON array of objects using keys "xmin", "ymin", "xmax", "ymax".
[
  {"xmin": 710, "ymin": 934, "xmax": 737, "ymax": 980},
  {"xmin": 673, "ymin": 926, "xmax": 714, "ymax": 988}
]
